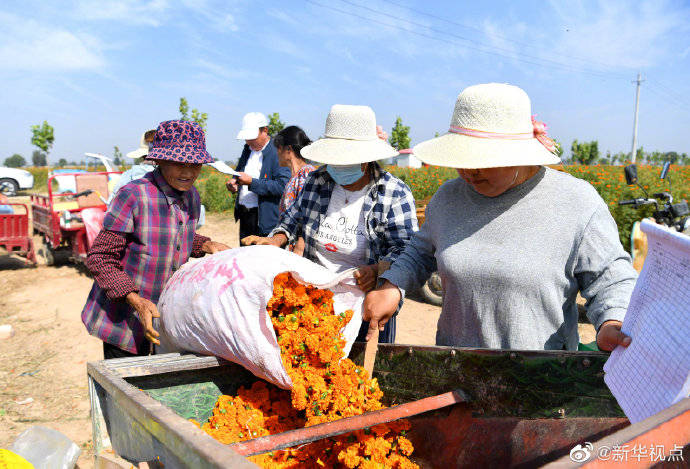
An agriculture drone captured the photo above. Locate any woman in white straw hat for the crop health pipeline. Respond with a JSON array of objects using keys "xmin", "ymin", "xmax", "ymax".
[
  {"xmin": 243, "ymin": 104, "xmax": 418, "ymax": 343},
  {"xmin": 364, "ymin": 83, "xmax": 637, "ymax": 352}
]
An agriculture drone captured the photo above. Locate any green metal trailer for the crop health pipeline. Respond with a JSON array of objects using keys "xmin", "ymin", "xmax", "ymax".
[{"xmin": 87, "ymin": 344, "xmax": 689, "ymax": 468}]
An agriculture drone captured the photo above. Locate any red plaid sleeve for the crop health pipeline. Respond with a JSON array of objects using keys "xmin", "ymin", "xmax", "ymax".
[
  {"xmin": 191, "ymin": 233, "xmax": 211, "ymax": 258},
  {"xmin": 86, "ymin": 229, "xmax": 137, "ymax": 300}
]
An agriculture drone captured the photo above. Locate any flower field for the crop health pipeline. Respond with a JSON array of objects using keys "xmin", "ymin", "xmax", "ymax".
[
  {"xmin": 387, "ymin": 164, "xmax": 690, "ymax": 252},
  {"xmin": 21, "ymin": 163, "xmax": 690, "ymax": 252}
]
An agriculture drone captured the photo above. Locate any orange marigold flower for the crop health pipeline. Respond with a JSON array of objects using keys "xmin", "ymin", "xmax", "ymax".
[
  {"xmin": 397, "ymin": 436, "xmax": 414, "ymax": 456},
  {"xmin": 198, "ymin": 272, "xmax": 418, "ymax": 468}
]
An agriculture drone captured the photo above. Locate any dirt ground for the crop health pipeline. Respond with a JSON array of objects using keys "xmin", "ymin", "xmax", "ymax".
[{"xmin": 0, "ymin": 209, "xmax": 595, "ymax": 466}]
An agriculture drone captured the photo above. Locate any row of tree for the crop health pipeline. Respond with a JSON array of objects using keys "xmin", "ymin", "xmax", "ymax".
[
  {"xmin": 3, "ymin": 98, "xmax": 207, "ymax": 168},
  {"xmin": 263, "ymin": 112, "xmax": 412, "ymax": 150},
  {"xmin": 566, "ymin": 139, "xmax": 690, "ymax": 166},
  {"xmin": 6, "ymin": 106, "xmax": 688, "ymax": 168},
  {"xmin": 5, "ymin": 121, "xmax": 55, "ymax": 167}
]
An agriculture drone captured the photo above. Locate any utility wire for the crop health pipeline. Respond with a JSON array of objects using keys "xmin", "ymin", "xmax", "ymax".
[
  {"xmin": 305, "ymin": 0, "xmax": 690, "ymax": 120},
  {"xmin": 378, "ymin": 0, "xmax": 622, "ymax": 72},
  {"xmin": 306, "ymin": 0, "xmax": 625, "ymax": 79},
  {"xmin": 645, "ymin": 83, "xmax": 690, "ymax": 113},
  {"xmin": 338, "ymin": 0, "xmax": 625, "ymax": 78},
  {"xmin": 647, "ymin": 79, "xmax": 690, "ymax": 108}
]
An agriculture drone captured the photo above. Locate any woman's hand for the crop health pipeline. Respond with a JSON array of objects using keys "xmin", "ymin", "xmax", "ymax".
[
  {"xmin": 202, "ymin": 240, "xmax": 230, "ymax": 254},
  {"xmin": 597, "ymin": 320, "xmax": 631, "ymax": 351},
  {"xmin": 241, "ymin": 233, "xmax": 288, "ymax": 248},
  {"xmin": 354, "ymin": 264, "xmax": 378, "ymax": 292},
  {"xmin": 362, "ymin": 280, "xmax": 402, "ymax": 340},
  {"xmin": 126, "ymin": 292, "xmax": 160, "ymax": 345},
  {"xmin": 292, "ymin": 237, "xmax": 306, "ymax": 256}
]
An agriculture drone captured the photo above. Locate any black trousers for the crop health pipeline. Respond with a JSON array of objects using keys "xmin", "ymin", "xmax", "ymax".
[
  {"xmin": 236, "ymin": 204, "xmax": 261, "ymax": 240},
  {"xmin": 103, "ymin": 341, "xmax": 151, "ymax": 360}
]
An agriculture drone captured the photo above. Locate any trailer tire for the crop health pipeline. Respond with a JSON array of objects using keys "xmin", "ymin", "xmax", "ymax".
[
  {"xmin": 0, "ymin": 178, "xmax": 19, "ymax": 197},
  {"xmin": 420, "ymin": 271, "xmax": 443, "ymax": 306},
  {"xmin": 39, "ymin": 237, "xmax": 55, "ymax": 266}
]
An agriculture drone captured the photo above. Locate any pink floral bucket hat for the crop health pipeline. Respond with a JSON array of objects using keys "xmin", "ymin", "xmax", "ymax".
[{"xmin": 147, "ymin": 120, "xmax": 214, "ymax": 164}]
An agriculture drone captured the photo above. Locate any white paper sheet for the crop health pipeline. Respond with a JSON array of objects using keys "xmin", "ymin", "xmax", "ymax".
[
  {"xmin": 208, "ymin": 160, "xmax": 241, "ymax": 176},
  {"xmin": 603, "ymin": 219, "xmax": 690, "ymax": 423}
]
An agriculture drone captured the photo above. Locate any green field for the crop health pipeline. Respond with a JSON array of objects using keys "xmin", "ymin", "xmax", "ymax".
[{"xmin": 22, "ymin": 164, "xmax": 689, "ymax": 252}]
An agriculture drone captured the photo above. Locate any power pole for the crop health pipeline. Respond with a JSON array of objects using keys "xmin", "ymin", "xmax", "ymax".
[{"xmin": 630, "ymin": 72, "xmax": 644, "ymax": 163}]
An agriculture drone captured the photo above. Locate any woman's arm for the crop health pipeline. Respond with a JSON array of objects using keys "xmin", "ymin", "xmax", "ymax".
[
  {"xmin": 86, "ymin": 230, "xmax": 137, "ymax": 300},
  {"xmin": 380, "ymin": 222, "xmax": 436, "ymax": 296},
  {"xmin": 86, "ymin": 229, "xmax": 188, "ymax": 346},
  {"xmin": 191, "ymin": 233, "xmax": 211, "ymax": 257},
  {"xmin": 362, "ymin": 204, "xmax": 438, "ymax": 337},
  {"xmin": 378, "ymin": 182, "xmax": 419, "ymax": 263},
  {"xmin": 575, "ymin": 204, "xmax": 638, "ymax": 350},
  {"xmin": 190, "ymin": 233, "xmax": 231, "ymax": 257},
  {"xmin": 259, "ymin": 180, "xmax": 310, "ymax": 245}
]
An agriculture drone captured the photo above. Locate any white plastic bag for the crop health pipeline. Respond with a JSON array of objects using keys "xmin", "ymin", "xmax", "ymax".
[
  {"xmin": 158, "ymin": 245, "xmax": 364, "ymax": 389},
  {"xmin": 10, "ymin": 426, "xmax": 81, "ymax": 469}
]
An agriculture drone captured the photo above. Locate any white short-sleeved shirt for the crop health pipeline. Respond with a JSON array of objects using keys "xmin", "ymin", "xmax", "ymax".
[
  {"xmin": 313, "ymin": 183, "xmax": 370, "ymax": 273},
  {"xmin": 238, "ymin": 142, "xmax": 267, "ymax": 208}
]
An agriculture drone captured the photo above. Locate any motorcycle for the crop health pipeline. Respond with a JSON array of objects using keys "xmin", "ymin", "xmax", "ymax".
[{"xmin": 618, "ymin": 161, "xmax": 690, "ymax": 271}]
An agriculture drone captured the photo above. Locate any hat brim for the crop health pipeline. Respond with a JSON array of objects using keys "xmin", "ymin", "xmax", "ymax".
[
  {"xmin": 236, "ymin": 128, "xmax": 259, "ymax": 140},
  {"xmin": 301, "ymin": 138, "xmax": 399, "ymax": 165},
  {"xmin": 413, "ymin": 133, "xmax": 561, "ymax": 169},
  {"xmin": 126, "ymin": 148, "xmax": 148, "ymax": 160},
  {"xmin": 147, "ymin": 146, "xmax": 214, "ymax": 164}
]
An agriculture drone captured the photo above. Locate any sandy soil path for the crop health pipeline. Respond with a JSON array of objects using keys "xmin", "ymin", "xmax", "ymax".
[
  {"xmin": 0, "ymin": 212, "xmax": 244, "ymax": 466},
  {"xmin": 0, "ymin": 210, "xmax": 594, "ymax": 467}
]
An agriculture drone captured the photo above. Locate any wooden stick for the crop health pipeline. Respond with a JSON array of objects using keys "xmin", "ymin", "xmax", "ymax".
[
  {"xmin": 363, "ymin": 328, "xmax": 379, "ymax": 378},
  {"xmin": 362, "ymin": 260, "xmax": 390, "ymax": 378}
]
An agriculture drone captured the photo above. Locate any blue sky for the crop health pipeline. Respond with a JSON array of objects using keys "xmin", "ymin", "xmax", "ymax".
[{"xmin": 1, "ymin": 0, "xmax": 689, "ymax": 164}]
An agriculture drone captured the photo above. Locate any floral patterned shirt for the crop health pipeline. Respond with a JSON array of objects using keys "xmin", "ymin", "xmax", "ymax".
[{"xmin": 279, "ymin": 164, "xmax": 317, "ymax": 214}]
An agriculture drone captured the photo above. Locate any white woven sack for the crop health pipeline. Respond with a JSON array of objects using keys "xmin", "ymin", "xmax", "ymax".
[{"xmin": 158, "ymin": 245, "xmax": 364, "ymax": 389}]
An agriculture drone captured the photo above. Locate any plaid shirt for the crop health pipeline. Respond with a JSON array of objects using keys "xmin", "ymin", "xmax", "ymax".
[
  {"xmin": 81, "ymin": 168, "xmax": 208, "ymax": 353},
  {"xmin": 270, "ymin": 164, "xmax": 418, "ymax": 266}
]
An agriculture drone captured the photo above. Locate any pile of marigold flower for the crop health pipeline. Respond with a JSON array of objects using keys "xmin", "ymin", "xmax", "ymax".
[{"xmin": 194, "ymin": 272, "xmax": 418, "ymax": 468}]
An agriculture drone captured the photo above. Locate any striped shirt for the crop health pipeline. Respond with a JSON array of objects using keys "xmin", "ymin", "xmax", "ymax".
[{"xmin": 81, "ymin": 168, "xmax": 208, "ymax": 353}]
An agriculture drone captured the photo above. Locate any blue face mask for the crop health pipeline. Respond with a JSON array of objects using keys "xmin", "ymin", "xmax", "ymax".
[{"xmin": 326, "ymin": 164, "xmax": 364, "ymax": 186}]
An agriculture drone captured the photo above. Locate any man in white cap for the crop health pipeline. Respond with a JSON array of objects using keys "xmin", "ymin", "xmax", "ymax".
[
  {"xmin": 107, "ymin": 130, "xmax": 157, "ymax": 204},
  {"xmin": 227, "ymin": 112, "xmax": 290, "ymax": 240}
]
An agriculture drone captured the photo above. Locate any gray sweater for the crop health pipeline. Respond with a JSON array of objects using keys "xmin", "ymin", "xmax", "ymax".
[{"xmin": 382, "ymin": 167, "xmax": 637, "ymax": 350}]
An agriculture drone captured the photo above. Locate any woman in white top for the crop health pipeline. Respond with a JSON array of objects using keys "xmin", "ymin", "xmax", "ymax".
[{"xmin": 243, "ymin": 105, "xmax": 418, "ymax": 343}]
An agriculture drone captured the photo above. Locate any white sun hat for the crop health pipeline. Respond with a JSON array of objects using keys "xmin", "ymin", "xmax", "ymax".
[
  {"xmin": 301, "ymin": 105, "xmax": 398, "ymax": 165},
  {"xmin": 413, "ymin": 83, "xmax": 561, "ymax": 169},
  {"xmin": 126, "ymin": 130, "xmax": 155, "ymax": 159},
  {"xmin": 236, "ymin": 112, "xmax": 269, "ymax": 140}
]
